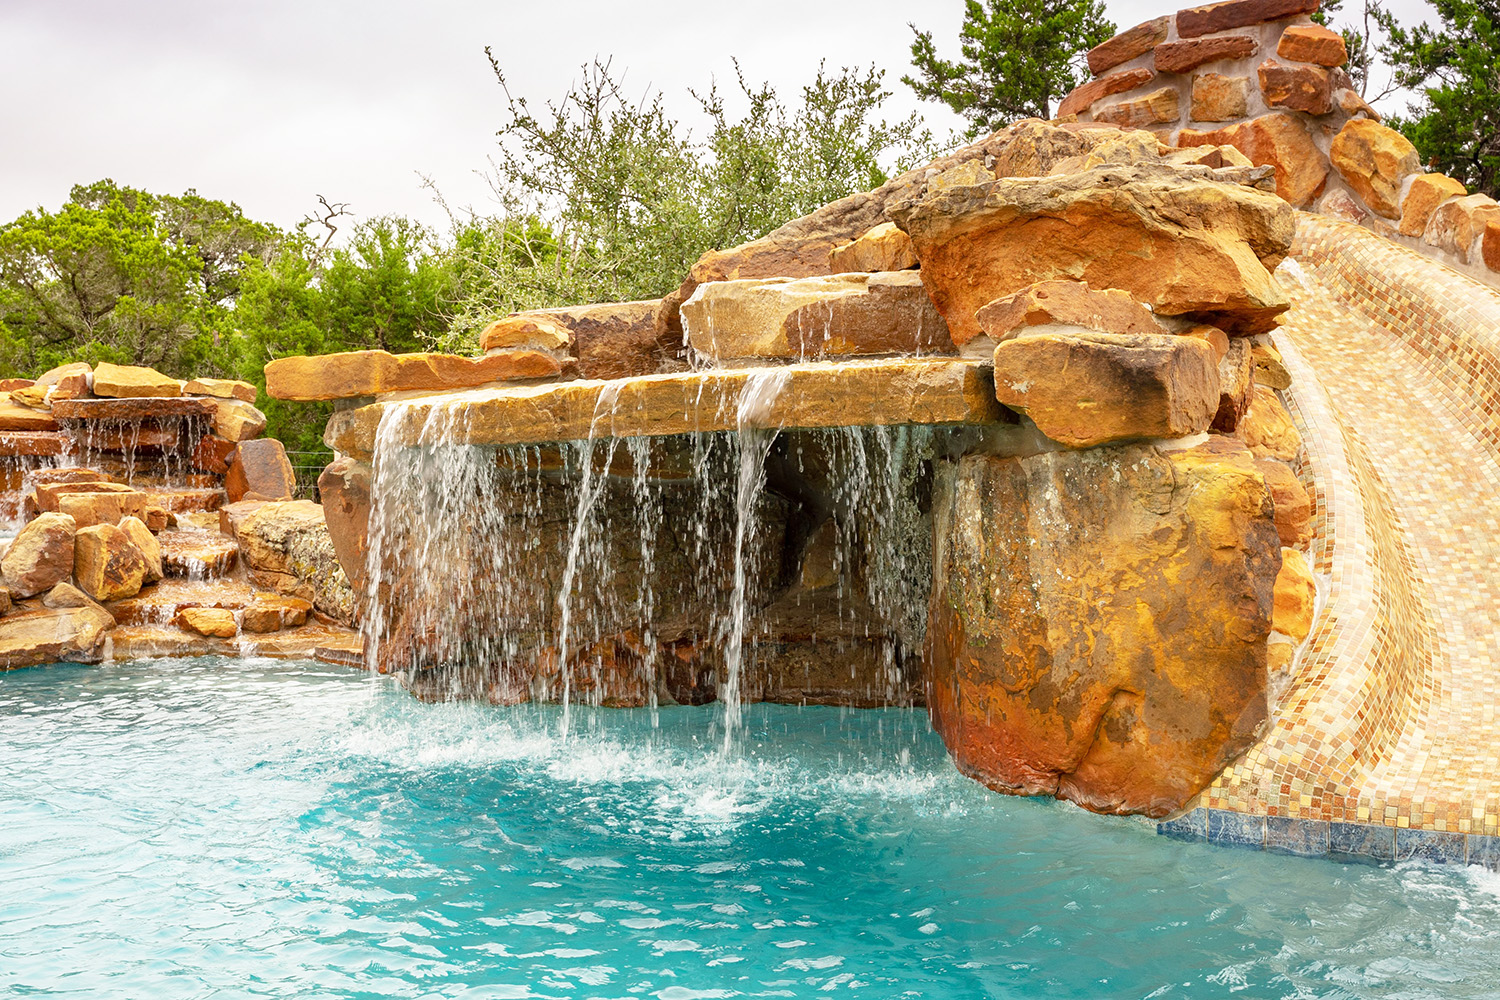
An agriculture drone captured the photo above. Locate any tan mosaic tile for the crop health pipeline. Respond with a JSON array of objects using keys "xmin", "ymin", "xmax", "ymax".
[{"xmin": 1191, "ymin": 213, "xmax": 1500, "ymax": 836}]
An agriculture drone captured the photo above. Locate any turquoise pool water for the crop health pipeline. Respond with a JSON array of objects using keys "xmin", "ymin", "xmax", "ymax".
[{"xmin": 3, "ymin": 658, "xmax": 1500, "ymax": 999}]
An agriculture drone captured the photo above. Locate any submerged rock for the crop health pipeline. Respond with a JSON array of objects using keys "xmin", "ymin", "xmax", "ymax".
[{"xmin": 926, "ymin": 437, "xmax": 1279, "ymax": 817}]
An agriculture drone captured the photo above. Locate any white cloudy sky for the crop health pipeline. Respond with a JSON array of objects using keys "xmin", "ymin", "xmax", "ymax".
[{"xmin": 0, "ymin": 0, "xmax": 1434, "ymax": 235}]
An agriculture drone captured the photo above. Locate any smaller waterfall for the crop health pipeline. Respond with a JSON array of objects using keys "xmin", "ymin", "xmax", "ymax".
[{"xmin": 719, "ymin": 368, "xmax": 792, "ymax": 751}]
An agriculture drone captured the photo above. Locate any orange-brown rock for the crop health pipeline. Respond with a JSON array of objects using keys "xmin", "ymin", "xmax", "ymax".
[
  {"xmin": 210, "ymin": 398, "xmax": 268, "ymax": 442},
  {"xmin": 1212, "ymin": 338, "xmax": 1254, "ymax": 432},
  {"xmin": 192, "ymin": 435, "xmax": 237, "ymax": 475},
  {"xmin": 174, "ymin": 606, "xmax": 238, "ymax": 638},
  {"xmin": 1092, "ymin": 87, "xmax": 1180, "ymax": 129},
  {"xmin": 993, "ymin": 331, "xmax": 1220, "ymax": 446},
  {"xmin": 2, "ymin": 512, "xmax": 77, "ymax": 597},
  {"xmin": 117, "ymin": 515, "xmax": 163, "ymax": 584},
  {"xmin": 827, "ymin": 222, "xmax": 919, "ymax": 272},
  {"xmin": 926, "ymin": 436, "xmax": 1279, "ymax": 816},
  {"xmin": 1191, "ymin": 74, "xmax": 1251, "ymax": 122},
  {"xmin": 1399, "ymin": 173, "xmax": 1468, "ymax": 237},
  {"xmin": 226, "ymin": 439, "xmax": 296, "ymax": 503},
  {"xmin": 0, "ymin": 397, "xmax": 61, "ymax": 431},
  {"xmin": 0, "ymin": 378, "xmax": 33, "ymax": 392},
  {"xmin": 1154, "ymin": 34, "xmax": 1259, "ymax": 74},
  {"xmin": 0, "ymin": 606, "xmax": 114, "ymax": 669},
  {"xmin": 1252, "ymin": 341, "xmax": 1292, "ymax": 389},
  {"xmin": 1058, "ymin": 67, "xmax": 1156, "ymax": 118},
  {"xmin": 480, "ymin": 315, "xmax": 572, "ymax": 354},
  {"xmin": 1255, "ymin": 458, "xmax": 1312, "ymax": 546},
  {"xmin": 264, "ymin": 349, "xmax": 564, "ymax": 402},
  {"xmin": 1274, "ymin": 546, "xmax": 1316, "ymax": 641},
  {"xmin": 42, "ymin": 582, "xmax": 99, "ymax": 610},
  {"xmin": 91, "ymin": 362, "xmax": 181, "ymax": 398},
  {"xmin": 1422, "ymin": 194, "xmax": 1500, "ymax": 263},
  {"xmin": 241, "ymin": 596, "xmax": 312, "ymax": 634},
  {"xmin": 233, "ymin": 500, "xmax": 355, "ymax": 625},
  {"xmin": 158, "ymin": 531, "xmax": 238, "ymax": 578},
  {"xmin": 1319, "ymin": 188, "xmax": 1369, "ymax": 223},
  {"xmin": 1277, "ymin": 23, "xmax": 1348, "ymax": 65},
  {"xmin": 681, "ymin": 271, "xmax": 953, "ymax": 361},
  {"xmin": 34, "ymin": 480, "xmax": 138, "ymax": 513},
  {"xmin": 1258, "ymin": 59, "xmax": 1332, "ymax": 115},
  {"xmin": 485, "ymin": 301, "xmax": 662, "ymax": 380},
  {"xmin": 1087, "ymin": 16, "xmax": 1171, "ymax": 74},
  {"xmin": 183, "ymin": 377, "xmax": 258, "ymax": 402},
  {"xmin": 0, "ymin": 430, "xmax": 69, "ymax": 457},
  {"xmin": 1179, "ymin": 113, "xmax": 1329, "ymax": 208},
  {"xmin": 318, "ymin": 457, "xmax": 372, "ymax": 592},
  {"xmin": 1184, "ymin": 323, "xmax": 1232, "ymax": 360},
  {"xmin": 890, "ymin": 161, "xmax": 1294, "ymax": 344},
  {"xmin": 73, "ymin": 523, "xmax": 147, "ymax": 602},
  {"xmin": 1239, "ymin": 383, "xmax": 1302, "ymax": 460},
  {"xmin": 34, "ymin": 362, "xmax": 91, "ymax": 395},
  {"xmin": 55, "ymin": 488, "xmax": 148, "ymax": 528},
  {"xmin": 1177, "ymin": 0, "xmax": 1321, "ymax": 37},
  {"xmin": 1330, "ymin": 119, "xmax": 1420, "ymax": 218},
  {"xmin": 976, "ymin": 280, "xmax": 1167, "ymax": 340},
  {"xmin": 1485, "ymin": 219, "xmax": 1500, "ymax": 272}
]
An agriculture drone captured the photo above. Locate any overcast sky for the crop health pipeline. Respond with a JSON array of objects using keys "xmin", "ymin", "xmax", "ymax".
[{"xmin": 0, "ymin": 0, "xmax": 1433, "ymax": 236}]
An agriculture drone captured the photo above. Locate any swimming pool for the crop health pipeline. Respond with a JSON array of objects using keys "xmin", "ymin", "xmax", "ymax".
[{"xmin": 3, "ymin": 657, "xmax": 1498, "ymax": 998}]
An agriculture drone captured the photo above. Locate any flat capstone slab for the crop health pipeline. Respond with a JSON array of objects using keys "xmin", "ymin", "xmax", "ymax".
[
  {"xmin": 324, "ymin": 357, "xmax": 1004, "ymax": 460},
  {"xmin": 51, "ymin": 397, "xmax": 217, "ymax": 421}
]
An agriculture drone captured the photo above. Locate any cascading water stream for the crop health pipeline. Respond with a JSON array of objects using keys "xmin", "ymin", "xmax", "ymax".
[
  {"xmin": 554, "ymin": 383, "xmax": 624, "ymax": 739},
  {"xmin": 718, "ymin": 368, "xmax": 792, "ymax": 752}
]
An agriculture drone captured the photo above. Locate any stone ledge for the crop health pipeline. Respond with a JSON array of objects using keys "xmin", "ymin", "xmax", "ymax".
[{"xmin": 324, "ymin": 357, "xmax": 1004, "ymax": 460}]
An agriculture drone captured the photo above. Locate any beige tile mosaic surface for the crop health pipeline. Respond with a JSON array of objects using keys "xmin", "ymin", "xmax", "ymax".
[{"xmin": 1190, "ymin": 213, "xmax": 1500, "ymax": 836}]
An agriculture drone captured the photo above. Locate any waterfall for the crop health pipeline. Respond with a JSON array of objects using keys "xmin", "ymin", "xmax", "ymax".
[
  {"xmin": 719, "ymin": 369, "xmax": 792, "ymax": 751},
  {"xmin": 356, "ymin": 372, "xmax": 937, "ymax": 728}
]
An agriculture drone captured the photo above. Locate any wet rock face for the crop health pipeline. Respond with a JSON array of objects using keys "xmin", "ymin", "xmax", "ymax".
[
  {"xmin": 230, "ymin": 500, "xmax": 356, "ymax": 625},
  {"xmin": 925, "ymin": 437, "xmax": 1280, "ymax": 817},
  {"xmin": 2, "ymin": 512, "xmax": 77, "ymax": 598}
]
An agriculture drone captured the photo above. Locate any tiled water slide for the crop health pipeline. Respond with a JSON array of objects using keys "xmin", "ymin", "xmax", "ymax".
[{"xmin": 1163, "ymin": 214, "xmax": 1500, "ymax": 867}]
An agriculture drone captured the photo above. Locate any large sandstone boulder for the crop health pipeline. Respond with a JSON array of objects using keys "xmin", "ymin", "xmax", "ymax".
[
  {"xmin": 1400, "ymin": 173, "xmax": 1468, "ymax": 238},
  {"xmin": 183, "ymin": 377, "xmax": 257, "ymax": 402},
  {"xmin": 993, "ymin": 332, "xmax": 1219, "ymax": 446},
  {"xmin": 317, "ymin": 457, "xmax": 372, "ymax": 592},
  {"xmin": 92, "ymin": 363, "xmax": 181, "ymax": 398},
  {"xmin": 680, "ymin": 271, "xmax": 953, "ymax": 361},
  {"xmin": 226, "ymin": 439, "xmax": 296, "ymax": 502},
  {"xmin": 0, "ymin": 606, "xmax": 115, "ymax": 669},
  {"xmin": 232, "ymin": 500, "xmax": 356, "ymax": 625},
  {"xmin": 976, "ymin": 280, "xmax": 1168, "ymax": 340},
  {"xmin": 827, "ymin": 222, "xmax": 917, "ymax": 272},
  {"xmin": 0, "ymin": 398, "xmax": 61, "ymax": 431},
  {"xmin": 889, "ymin": 162, "xmax": 1293, "ymax": 344},
  {"xmin": 1256, "ymin": 458, "xmax": 1312, "ymax": 547},
  {"xmin": 1423, "ymin": 194, "xmax": 1500, "ymax": 263},
  {"xmin": 117, "ymin": 516, "xmax": 164, "ymax": 584},
  {"xmin": 211, "ymin": 399, "xmax": 269, "ymax": 442},
  {"xmin": 74, "ymin": 523, "xmax": 148, "ymax": 602},
  {"xmin": 1330, "ymin": 119, "xmax": 1420, "ymax": 219},
  {"xmin": 1178, "ymin": 114, "xmax": 1329, "ymax": 208},
  {"xmin": 481, "ymin": 301, "xmax": 664, "ymax": 380},
  {"xmin": 926, "ymin": 436, "xmax": 1280, "ymax": 817},
  {"xmin": 1239, "ymin": 383, "xmax": 1302, "ymax": 460},
  {"xmin": 2, "ymin": 512, "xmax": 77, "ymax": 598}
]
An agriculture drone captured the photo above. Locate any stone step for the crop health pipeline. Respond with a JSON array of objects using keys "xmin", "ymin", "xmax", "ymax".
[
  {"xmin": 103, "ymin": 620, "xmax": 353, "ymax": 661},
  {"xmin": 325, "ymin": 357, "xmax": 1004, "ymax": 458},
  {"xmin": 158, "ymin": 531, "xmax": 238, "ymax": 578},
  {"xmin": 51, "ymin": 397, "xmax": 216, "ymax": 420},
  {"xmin": 107, "ymin": 578, "xmax": 258, "ymax": 626},
  {"xmin": 140, "ymin": 487, "xmax": 226, "ymax": 513},
  {"xmin": 0, "ymin": 431, "xmax": 69, "ymax": 457}
]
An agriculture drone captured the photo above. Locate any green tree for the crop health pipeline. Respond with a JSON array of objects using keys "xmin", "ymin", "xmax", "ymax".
[
  {"xmin": 0, "ymin": 180, "xmax": 275, "ymax": 377},
  {"xmin": 1383, "ymin": 0, "xmax": 1500, "ymax": 196},
  {"xmin": 904, "ymin": 0, "xmax": 1114, "ymax": 134}
]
